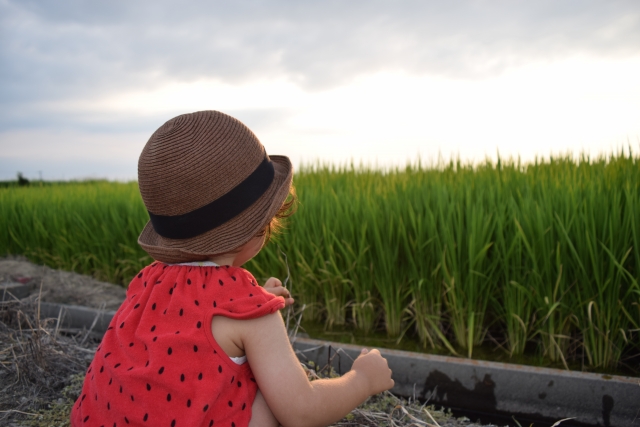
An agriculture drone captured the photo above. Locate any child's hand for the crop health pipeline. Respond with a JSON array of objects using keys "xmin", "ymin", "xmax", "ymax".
[
  {"xmin": 351, "ymin": 348, "xmax": 394, "ymax": 395},
  {"xmin": 263, "ymin": 277, "xmax": 294, "ymax": 307}
]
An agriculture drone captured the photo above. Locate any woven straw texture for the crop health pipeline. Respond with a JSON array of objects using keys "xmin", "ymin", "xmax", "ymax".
[{"xmin": 137, "ymin": 111, "xmax": 292, "ymax": 263}]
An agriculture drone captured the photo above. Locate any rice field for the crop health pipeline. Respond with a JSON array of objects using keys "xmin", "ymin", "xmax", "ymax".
[{"xmin": 1, "ymin": 152, "xmax": 639, "ymax": 371}]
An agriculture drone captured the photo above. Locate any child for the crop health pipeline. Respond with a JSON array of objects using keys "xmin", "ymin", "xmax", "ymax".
[{"xmin": 70, "ymin": 110, "xmax": 394, "ymax": 427}]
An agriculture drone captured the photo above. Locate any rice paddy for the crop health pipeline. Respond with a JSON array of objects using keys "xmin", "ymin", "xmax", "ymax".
[{"xmin": 1, "ymin": 152, "xmax": 639, "ymax": 372}]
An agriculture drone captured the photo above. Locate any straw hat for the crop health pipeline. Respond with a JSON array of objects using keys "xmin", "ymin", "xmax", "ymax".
[{"xmin": 137, "ymin": 110, "xmax": 293, "ymax": 263}]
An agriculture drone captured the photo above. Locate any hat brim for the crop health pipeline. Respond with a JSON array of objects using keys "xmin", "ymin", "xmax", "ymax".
[{"xmin": 138, "ymin": 155, "xmax": 293, "ymax": 263}]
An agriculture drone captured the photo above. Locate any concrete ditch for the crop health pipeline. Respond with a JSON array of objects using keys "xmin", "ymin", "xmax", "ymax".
[{"xmin": 4, "ymin": 293, "xmax": 639, "ymax": 427}]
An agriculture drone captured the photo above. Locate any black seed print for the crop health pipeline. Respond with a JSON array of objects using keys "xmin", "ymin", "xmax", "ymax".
[
  {"xmin": 131, "ymin": 294, "xmax": 136, "ymax": 299},
  {"xmin": 108, "ymin": 326, "xmax": 113, "ymax": 330},
  {"xmin": 82, "ymin": 394, "xmax": 87, "ymax": 401},
  {"xmin": 242, "ymin": 402, "xmax": 246, "ymax": 410},
  {"xmin": 134, "ymin": 303, "xmax": 140, "ymax": 309},
  {"xmin": 249, "ymin": 294, "xmax": 253, "ymax": 297},
  {"xmin": 194, "ymin": 300, "xmax": 199, "ymax": 306},
  {"xmin": 143, "ymin": 413, "xmax": 148, "ymax": 421},
  {"xmin": 105, "ymin": 352, "xmax": 111, "ymax": 358},
  {"xmin": 125, "ymin": 416, "xmax": 129, "ymax": 424},
  {"xmin": 230, "ymin": 298, "xmax": 233, "ymax": 302},
  {"xmin": 130, "ymin": 395, "xmax": 134, "ymax": 401},
  {"xmin": 120, "ymin": 386, "xmax": 123, "ymax": 393},
  {"xmin": 231, "ymin": 276, "xmax": 236, "ymax": 281},
  {"xmin": 145, "ymin": 360, "xmax": 149, "ymax": 367},
  {"xmin": 138, "ymin": 273, "xmax": 143, "ymax": 278},
  {"xmin": 203, "ymin": 404, "xmax": 209, "ymax": 411},
  {"xmin": 209, "ymin": 421, "xmax": 213, "ymax": 427},
  {"xmin": 144, "ymin": 281, "xmax": 147, "ymax": 287},
  {"xmin": 232, "ymin": 422, "xmax": 235, "ymax": 427},
  {"xmin": 187, "ymin": 399, "xmax": 191, "ymax": 407},
  {"xmin": 146, "ymin": 383, "xmax": 151, "ymax": 391},
  {"xmin": 169, "ymin": 288, "xmax": 173, "ymax": 295},
  {"xmin": 129, "ymin": 342, "xmax": 134, "ymax": 347},
  {"xmin": 179, "ymin": 309, "xmax": 183, "ymax": 316},
  {"xmin": 237, "ymin": 381, "xmax": 242, "ymax": 387},
  {"xmin": 108, "ymin": 402, "xmax": 111, "ymax": 410},
  {"xmin": 168, "ymin": 347, "xmax": 172, "ymax": 355},
  {"xmin": 127, "ymin": 366, "xmax": 133, "ymax": 371},
  {"xmin": 213, "ymin": 301, "xmax": 217, "ymax": 308},
  {"xmin": 218, "ymin": 365, "xmax": 222, "ymax": 373},
  {"xmin": 152, "ymin": 303, "xmax": 156, "ymax": 310},
  {"xmin": 158, "ymin": 366, "xmax": 164, "ymax": 374},
  {"xmin": 171, "ymin": 421, "xmax": 176, "ymax": 427},
  {"xmin": 100, "ymin": 366, "xmax": 104, "ymax": 373},
  {"xmin": 194, "ymin": 345, "xmax": 198, "ymax": 352},
  {"xmin": 113, "ymin": 423, "xmax": 116, "ymax": 427},
  {"xmin": 257, "ymin": 304, "xmax": 262, "ymax": 307},
  {"xmin": 151, "ymin": 325, "xmax": 156, "ymax": 332},
  {"xmin": 109, "ymin": 378, "xmax": 112, "ymax": 385},
  {"xmin": 175, "ymin": 331, "xmax": 180, "ymax": 334},
  {"xmin": 167, "ymin": 393, "xmax": 171, "ymax": 402},
  {"xmin": 144, "ymin": 344, "xmax": 148, "ymax": 350},
  {"xmin": 84, "ymin": 415, "xmax": 90, "ymax": 422},
  {"xmin": 152, "ymin": 263, "xmax": 157, "ymax": 267},
  {"xmin": 156, "ymin": 280, "xmax": 161, "ymax": 284},
  {"xmin": 87, "ymin": 367, "xmax": 92, "ymax": 374},
  {"xmin": 187, "ymin": 279, "xmax": 191, "ymax": 285},
  {"xmin": 198, "ymin": 372, "xmax": 203, "ymax": 380},
  {"xmin": 174, "ymin": 283, "xmax": 177, "ymax": 288},
  {"xmin": 251, "ymin": 280, "xmax": 256, "ymax": 286},
  {"xmin": 196, "ymin": 321, "xmax": 202, "ymax": 329},
  {"xmin": 228, "ymin": 401, "xmax": 233, "ymax": 407},
  {"xmin": 120, "ymin": 322, "xmax": 125, "ymax": 328},
  {"xmin": 163, "ymin": 309, "xmax": 167, "ymax": 314},
  {"xmin": 180, "ymin": 373, "xmax": 185, "ymax": 382},
  {"xmin": 219, "ymin": 279, "xmax": 224, "ymax": 286},
  {"xmin": 153, "ymin": 336, "xmax": 158, "ymax": 342},
  {"xmin": 231, "ymin": 376, "xmax": 234, "ymax": 383},
  {"xmin": 114, "ymin": 363, "xmax": 121, "ymax": 368},
  {"xmin": 202, "ymin": 284, "xmax": 206, "ymax": 289}
]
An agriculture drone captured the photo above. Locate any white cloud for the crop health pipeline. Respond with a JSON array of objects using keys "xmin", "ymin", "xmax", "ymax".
[{"xmin": 1, "ymin": 0, "xmax": 639, "ymax": 178}]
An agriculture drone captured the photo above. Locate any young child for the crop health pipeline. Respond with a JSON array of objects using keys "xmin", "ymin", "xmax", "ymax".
[{"xmin": 70, "ymin": 110, "xmax": 394, "ymax": 427}]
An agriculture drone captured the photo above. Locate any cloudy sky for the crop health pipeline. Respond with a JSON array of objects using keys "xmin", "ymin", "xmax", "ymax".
[{"xmin": 1, "ymin": 0, "xmax": 639, "ymax": 180}]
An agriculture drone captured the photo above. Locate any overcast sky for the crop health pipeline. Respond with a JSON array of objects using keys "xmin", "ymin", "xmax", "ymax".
[{"xmin": 1, "ymin": 0, "xmax": 639, "ymax": 180}]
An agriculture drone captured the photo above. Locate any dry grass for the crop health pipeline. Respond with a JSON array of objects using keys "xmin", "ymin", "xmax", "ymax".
[{"xmin": 0, "ymin": 294, "xmax": 98, "ymax": 426}]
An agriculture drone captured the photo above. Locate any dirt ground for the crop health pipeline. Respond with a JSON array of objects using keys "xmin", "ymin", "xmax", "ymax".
[{"xmin": 0, "ymin": 256, "xmax": 126, "ymax": 310}]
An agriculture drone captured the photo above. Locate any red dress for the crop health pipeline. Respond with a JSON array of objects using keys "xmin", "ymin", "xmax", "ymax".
[{"xmin": 70, "ymin": 262, "xmax": 285, "ymax": 427}]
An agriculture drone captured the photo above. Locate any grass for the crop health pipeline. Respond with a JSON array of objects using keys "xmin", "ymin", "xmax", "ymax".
[{"xmin": 1, "ymin": 151, "xmax": 639, "ymax": 372}]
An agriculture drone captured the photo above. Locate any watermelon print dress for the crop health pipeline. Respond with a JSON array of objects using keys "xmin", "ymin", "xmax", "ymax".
[{"xmin": 70, "ymin": 262, "xmax": 285, "ymax": 427}]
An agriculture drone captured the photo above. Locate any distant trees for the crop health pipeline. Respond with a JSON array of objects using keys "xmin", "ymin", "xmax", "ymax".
[{"xmin": 17, "ymin": 172, "xmax": 30, "ymax": 186}]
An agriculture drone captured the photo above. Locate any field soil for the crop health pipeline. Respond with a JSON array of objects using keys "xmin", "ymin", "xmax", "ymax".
[{"xmin": 0, "ymin": 256, "xmax": 126, "ymax": 310}]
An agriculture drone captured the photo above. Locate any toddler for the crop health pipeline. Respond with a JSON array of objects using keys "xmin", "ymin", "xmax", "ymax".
[{"xmin": 70, "ymin": 110, "xmax": 394, "ymax": 427}]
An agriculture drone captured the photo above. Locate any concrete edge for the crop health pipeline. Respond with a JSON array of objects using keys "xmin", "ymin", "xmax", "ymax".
[
  {"xmin": 23, "ymin": 301, "xmax": 640, "ymax": 426},
  {"xmin": 292, "ymin": 337, "xmax": 640, "ymax": 427}
]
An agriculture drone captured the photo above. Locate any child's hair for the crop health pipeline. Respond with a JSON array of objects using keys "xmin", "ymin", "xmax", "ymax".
[{"xmin": 257, "ymin": 184, "xmax": 298, "ymax": 245}]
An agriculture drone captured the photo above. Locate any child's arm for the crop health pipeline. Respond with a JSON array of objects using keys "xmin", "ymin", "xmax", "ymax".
[{"xmin": 238, "ymin": 311, "xmax": 394, "ymax": 427}]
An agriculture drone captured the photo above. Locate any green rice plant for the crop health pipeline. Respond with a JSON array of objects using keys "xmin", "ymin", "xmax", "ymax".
[
  {"xmin": 1, "ymin": 181, "xmax": 151, "ymax": 284},
  {"xmin": 2, "ymin": 151, "xmax": 639, "ymax": 372},
  {"xmin": 438, "ymin": 178, "xmax": 499, "ymax": 358},
  {"xmin": 403, "ymin": 196, "xmax": 452, "ymax": 352}
]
